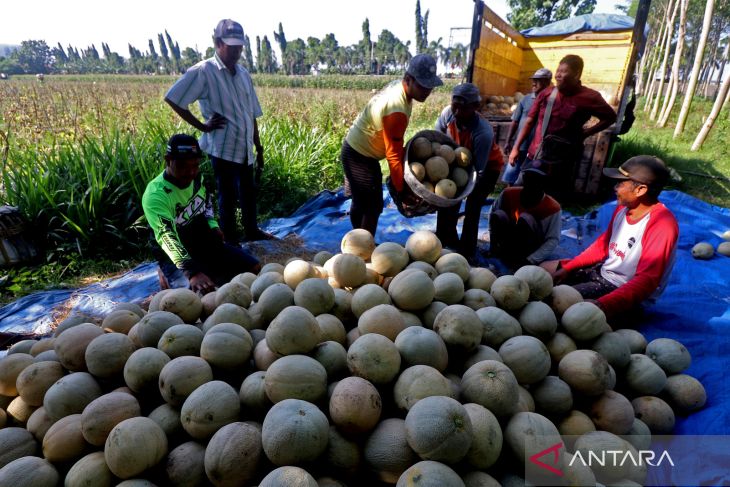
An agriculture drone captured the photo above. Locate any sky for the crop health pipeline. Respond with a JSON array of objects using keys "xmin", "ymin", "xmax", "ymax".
[{"xmin": 2, "ymin": 0, "xmax": 621, "ymax": 59}]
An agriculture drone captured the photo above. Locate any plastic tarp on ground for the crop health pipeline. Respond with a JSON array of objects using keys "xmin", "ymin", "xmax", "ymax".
[
  {"xmin": 1, "ymin": 190, "xmax": 729, "ymax": 436},
  {"xmin": 520, "ymin": 13, "xmax": 637, "ymax": 37}
]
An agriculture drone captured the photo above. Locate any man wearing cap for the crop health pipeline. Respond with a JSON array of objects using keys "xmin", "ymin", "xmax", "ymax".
[
  {"xmin": 543, "ymin": 156, "xmax": 678, "ymax": 318},
  {"xmin": 502, "ymin": 68, "xmax": 552, "ymax": 186},
  {"xmin": 165, "ymin": 19, "xmax": 270, "ymax": 243},
  {"xmin": 143, "ymin": 134, "xmax": 261, "ymax": 295},
  {"xmin": 489, "ymin": 167, "xmax": 561, "ymax": 267},
  {"xmin": 342, "ymin": 54, "xmax": 442, "ymax": 236},
  {"xmin": 434, "ymin": 82, "xmax": 502, "ymax": 260},
  {"xmin": 508, "ymin": 55, "xmax": 617, "ymax": 198}
]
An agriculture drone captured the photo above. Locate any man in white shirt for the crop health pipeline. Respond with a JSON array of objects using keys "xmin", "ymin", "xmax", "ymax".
[{"xmin": 165, "ymin": 19, "xmax": 271, "ymax": 243}]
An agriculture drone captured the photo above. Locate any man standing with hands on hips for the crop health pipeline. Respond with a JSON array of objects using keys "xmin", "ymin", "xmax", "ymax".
[{"xmin": 165, "ymin": 19, "xmax": 272, "ymax": 243}]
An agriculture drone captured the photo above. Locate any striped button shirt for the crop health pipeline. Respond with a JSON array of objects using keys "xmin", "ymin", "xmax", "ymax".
[{"xmin": 165, "ymin": 53, "xmax": 263, "ymax": 165}]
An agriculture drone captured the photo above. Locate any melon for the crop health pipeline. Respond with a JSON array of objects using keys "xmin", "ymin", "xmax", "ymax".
[
  {"xmin": 251, "ymin": 271, "xmax": 285, "ymax": 301},
  {"xmin": 341, "ymin": 228, "xmax": 376, "ymax": 260},
  {"xmin": 462, "ymin": 471, "xmax": 499, "ymax": 487},
  {"xmin": 433, "ymin": 272, "xmax": 465, "ymax": 304},
  {"xmin": 257, "ymin": 283, "xmax": 295, "ymax": 322},
  {"xmin": 591, "ymin": 331, "xmax": 631, "ymax": 368},
  {"xmin": 432, "ymin": 304, "xmax": 482, "ymax": 352},
  {"xmin": 200, "ymin": 323, "xmax": 253, "ymax": 369},
  {"xmin": 113, "ymin": 302, "xmax": 145, "ymax": 318},
  {"xmin": 691, "ymin": 242, "xmax": 714, "ymax": 259},
  {"xmin": 518, "ymin": 301, "xmax": 558, "ymax": 339},
  {"xmin": 625, "ymin": 353, "xmax": 668, "ymax": 395},
  {"xmin": 54, "ymin": 323, "xmax": 104, "ymax": 371},
  {"xmin": 423, "ymin": 181, "xmax": 435, "ymax": 192},
  {"xmin": 406, "ymin": 260, "xmax": 438, "ymax": 278},
  {"xmin": 6, "ymin": 396, "xmax": 36, "ymax": 424},
  {"xmin": 148, "ymin": 403, "xmax": 183, "ymax": 438},
  {"xmin": 625, "ymin": 418, "xmax": 652, "ymax": 450},
  {"xmin": 546, "ymin": 285, "xmax": 583, "ymax": 317},
  {"xmin": 431, "ymin": 142, "xmax": 442, "ymax": 154},
  {"xmin": 215, "ymin": 281, "xmax": 252, "ymax": 308},
  {"xmin": 158, "ymin": 356, "xmax": 214, "ymax": 406},
  {"xmin": 202, "ymin": 292, "xmax": 218, "ymax": 318},
  {"xmin": 66, "ymin": 452, "xmax": 114, "ymax": 487},
  {"xmin": 477, "ymin": 306, "xmax": 522, "ymax": 348},
  {"xmin": 261, "ymin": 262, "xmax": 285, "ymax": 274},
  {"xmin": 395, "ymin": 326, "xmax": 448, "ymax": 372},
  {"xmin": 329, "ymin": 376, "xmax": 382, "ymax": 434},
  {"xmin": 42, "ymin": 413, "xmax": 87, "ymax": 462},
  {"xmin": 266, "ymin": 305, "xmax": 321, "ymax": 355},
  {"xmin": 86, "ymin": 332, "xmax": 136, "ymax": 378},
  {"xmin": 102, "ymin": 310, "xmax": 140, "ymax": 334},
  {"xmin": 158, "ymin": 288, "xmax": 203, "ymax": 323},
  {"xmin": 545, "ymin": 332, "xmax": 577, "ymax": 364},
  {"xmin": 54, "ymin": 314, "xmax": 93, "ymax": 336},
  {"xmin": 451, "ymin": 167, "xmax": 469, "ymax": 189},
  {"xmin": 589, "ymin": 390, "xmax": 634, "ymax": 435},
  {"xmin": 262, "ymin": 399, "xmax": 329, "ymax": 465},
  {"xmin": 316, "ymin": 314, "xmax": 347, "ymax": 345},
  {"xmin": 253, "ymin": 339, "xmax": 283, "ymax": 371},
  {"xmin": 632, "ymin": 396, "xmax": 675, "ymax": 433},
  {"xmin": 352, "ymin": 284, "xmax": 392, "ymax": 318},
  {"xmin": 81, "ymin": 392, "xmax": 141, "ymax": 446},
  {"xmin": 461, "ymin": 288, "xmax": 495, "ymax": 311},
  {"xmin": 405, "ymin": 231, "xmax": 443, "ymax": 264},
  {"xmin": 411, "ymin": 162, "xmax": 427, "ymax": 181},
  {"xmin": 463, "ymin": 403, "xmax": 503, "ymax": 469},
  {"xmin": 28, "ymin": 338, "xmax": 54, "ymax": 356},
  {"xmin": 364, "ymin": 418, "xmax": 418, "ymax": 483},
  {"xmin": 313, "ymin": 251, "xmax": 334, "ymax": 266},
  {"xmin": 283, "ymin": 259, "xmax": 316, "ymax": 289},
  {"xmin": 166, "ymin": 441, "xmax": 207, "ymax": 487},
  {"xmin": 662, "ymin": 373, "xmax": 706, "ymax": 411},
  {"xmin": 294, "ymin": 278, "xmax": 335, "ymax": 315},
  {"xmin": 7, "ymin": 340, "xmax": 35, "ymax": 355},
  {"xmin": 411, "ymin": 136, "xmax": 433, "ymax": 160},
  {"xmin": 421, "ymin": 301, "xmax": 447, "ymax": 329},
  {"xmin": 558, "ymin": 410, "xmax": 596, "ymax": 437},
  {"xmin": 26, "ymin": 407, "xmax": 54, "ymax": 443},
  {"xmin": 425, "ymin": 156, "xmax": 449, "ymax": 181},
  {"xmin": 259, "ymin": 466, "xmax": 318, "ymax": 487},
  {"xmin": 347, "ymin": 334, "xmax": 402, "ymax": 385},
  {"xmin": 461, "ymin": 360, "xmax": 519, "ymax": 417},
  {"xmin": 718, "ymin": 241, "xmax": 730, "ymax": 256},
  {"xmin": 157, "ymin": 324, "xmax": 203, "ymax": 359},
  {"xmin": 104, "ymin": 417, "xmax": 168, "ymax": 479},
  {"xmin": 371, "ymin": 242, "xmax": 409, "ymax": 277},
  {"xmin": 312, "ymin": 341, "xmax": 348, "ymax": 378},
  {"xmin": 0, "ymin": 427, "xmax": 36, "ymax": 469},
  {"xmin": 232, "ymin": 271, "xmax": 258, "ymax": 289},
  {"xmin": 358, "ymin": 304, "xmax": 406, "ymax": 341},
  {"xmin": 202, "ymin": 303, "xmax": 254, "ymax": 333},
  {"xmin": 467, "ymin": 267, "xmax": 497, "ymax": 292},
  {"xmin": 393, "ymin": 365, "xmax": 454, "ymax": 410},
  {"xmin": 388, "ymin": 270, "xmax": 435, "ymax": 311},
  {"xmin": 614, "ymin": 328, "xmax": 647, "ymax": 353},
  {"xmin": 490, "ymin": 275, "xmax": 529, "ymax": 311},
  {"xmin": 499, "ymin": 336, "xmax": 551, "ymax": 385},
  {"xmin": 435, "ymin": 179, "xmax": 457, "ymax": 198},
  {"xmin": 264, "ymin": 354, "xmax": 328, "ymax": 403},
  {"xmin": 573, "ymin": 431, "xmax": 632, "ymax": 483},
  {"xmin": 397, "ymin": 461, "xmax": 464, "ymax": 487},
  {"xmin": 454, "ymin": 147, "xmax": 472, "ymax": 167},
  {"xmin": 135, "ymin": 311, "xmax": 184, "ymax": 348},
  {"xmin": 436, "ymin": 144, "xmax": 456, "ymax": 164},
  {"xmin": 181, "ymin": 380, "xmax": 240, "ymax": 439},
  {"xmin": 123, "ymin": 347, "xmax": 171, "ymax": 394},
  {"xmin": 0, "ymin": 457, "xmax": 59, "ymax": 486},
  {"xmin": 331, "ymin": 253, "xmax": 367, "ymax": 287},
  {"xmin": 239, "ymin": 371, "xmax": 272, "ymax": 418},
  {"xmin": 514, "ymin": 265, "xmax": 554, "ymax": 300},
  {"xmin": 561, "ymin": 301, "xmax": 609, "ymax": 341},
  {"xmin": 405, "ymin": 395, "xmax": 472, "ymax": 464},
  {"xmin": 43, "ymin": 372, "xmax": 103, "ymax": 420},
  {"xmin": 505, "ymin": 412, "xmax": 563, "ymax": 479},
  {"xmin": 326, "ymin": 425, "xmax": 362, "ymax": 474},
  {"xmin": 558, "ymin": 350, "xmax": 612, "ymax": 396},
  {"xmin": 16, "ymin": 360, "xmax": 64, "ymax": 407},
  {"xmin": 435, "ymin": 253, "xmax": 470, "ymax": 281},
  {"xmin": 531, "ymin": 376, "xmax": 573, "ymax": 417},
  {"xmin": 645, "ymin": 338, "xmax": 691, "ymax": 374},
  {"xmin": 463, "ymin": 345, "xmax": 502, "ymax": 371}
]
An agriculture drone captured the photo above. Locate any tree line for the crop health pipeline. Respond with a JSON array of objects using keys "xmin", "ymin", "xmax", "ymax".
[{"xmin": 0, "ymin": 2, "xmax": 469, "ymax": 77}]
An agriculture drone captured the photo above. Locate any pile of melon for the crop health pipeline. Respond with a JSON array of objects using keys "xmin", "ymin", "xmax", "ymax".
[
  {"xmin": 0, "ymin": 228, "xmax": 707, "ymax": 486},
  {"xmin": 482, "ymin": 93, "xmax": 522, "ymax": 116},
  {"xmin": 408, "ymin": 136, "xmax": 473, "ymax": 200}
]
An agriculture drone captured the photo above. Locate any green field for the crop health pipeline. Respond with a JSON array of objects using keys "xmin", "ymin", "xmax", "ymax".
[{"xmin": 0, "ymin": 74, "xmax": 728, "ymax": 302}]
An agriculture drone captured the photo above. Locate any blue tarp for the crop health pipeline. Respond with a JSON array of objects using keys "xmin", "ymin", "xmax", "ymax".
[
  {"xmin": 520, "ymin": 13, "xmax": 637, "ymax": 37},
  {"xmin": 1, "ymin": 189, "xmax": 729, "ymax": 445}
]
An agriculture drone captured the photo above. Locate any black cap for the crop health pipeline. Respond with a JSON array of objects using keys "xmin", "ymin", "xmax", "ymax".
[
  {"xmin": 406, "ymin": 54, "xmax": 443, "ymax": 89},
  {"xmin": 214, "ymin": 19, "xmax": 245, "ymax": 46},
  {"xmin": 603, "ymin": 155, "xmax": 669, "ymax": 188},
  {"xmin": 166, "ymin": 134, "xmax": 201, "ymax": 159}
]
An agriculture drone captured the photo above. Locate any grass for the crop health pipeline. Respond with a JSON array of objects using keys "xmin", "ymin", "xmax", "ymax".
[{"xmin": 0, "ymin": 75, "xmax": 728, "ymax": 304}]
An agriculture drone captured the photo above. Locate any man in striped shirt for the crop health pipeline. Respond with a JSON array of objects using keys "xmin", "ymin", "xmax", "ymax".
[{"xmin": 165, "ymin": 19, "xmax": 270, "ymax": 243}]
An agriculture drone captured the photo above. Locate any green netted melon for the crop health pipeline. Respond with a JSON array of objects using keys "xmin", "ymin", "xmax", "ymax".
[
  {"xmin": 102, "ymin": 310, "xmax": 140, "ymax": 334},
  {"xmin": 215, "ymin": 281, "xmax": 252, "ymax": 308},
  {"xmin": 364, "ymin": 418, "xmax": 418, "ymax": 483},
  {"xmin": 259, "ymin": 466, "xmax": 318, "ymax": 487},
  {"xmin": 463, "ymin": 403, "xmax": 503, "ymax": 470},
  {"xmin": 200, "ymin": 323, "xmax": 253, "ymax": 370},
  {"xmin": 264, "ymin": 354, "xmax": 328, "ymax": 403},
  {"xmin": 467, "ymin": 267, "xmax": 497, "ymax": 292},
  {"xmin": 352, "ymin": 284, "xmax": 392, "ymax": 318},
  {"xmin": 558, "ymin": 350, "xmax": 612, "ymax": 396},
  {"xmin": 158, "ymin": 288, "xmax": 203, "ymax": 323},
  {"xmin": 54, "ymin": 323, "xmax": 105, "ymax": 371},
  {"xmin": 514, "ymin": 265, "xmax": 554, "ymax": 301},
  {"xmin": 518, "ymin": 301, "xmax": 558, "ymax": 340},
  {"xmin": 123, "ymin": 347, "xmax": 171, "ymax": 394},
  {"xmin": 104, "ymin": 417, "xmax": 168, "ymax": 479},
  {"xmin": 257, "ymin": 283, "xmax": 295, "ymax": 323},
  {"xmin": 434, "ymin": 253, "xmax": 470, "ymax": 281},
  {"xmin": 347, "ymin": 334, "xmax": 401, "ymax": 385},
  {"xmin": 135, "ymin": 311, "xmax": 184, "ymax": 348},
  {"xmin": 371, "ymin": 242, "xmax": 410, "ymax": 277},
  {"xmin": 589, "ymin": 390, "xmax": 634, "ymax": 435},
  {"xmin": 547, "ymin": 284, "xmax": 584, "ymax": 317},
  {"xmin": 393, "ymin": 365, "xmax": 454, "ymax": 410},
  {"xmin": 560, "ymin": 302, "xmax": 609, "ymax": 341},
  {"xmin": 624, "ymin": 353, "xmax": 668, "ymax": 395},
  {"xmin": 531, "ymin": 376, "xmax": 573, "ymax": 417},
  {"xmin": 251, "ymin": 271, "xmax": 285, "ymax": 301},
  {"xmin": 158, "ymin": 356, "xmax": 213, "ymax": 406},
  {"xmin": 329, "ymin": 376, "xmax": 382, "ymax": 434},
  {"xmin": 662, "ymin": 373, "xmax": 707, "ymax": 412},
  {"xmin": 397, "ymin": 460, "xmax": 464, "ymax": 487},
  {"xmin": 461, "ymin": 360, "xmax": 519, "ymax": 417},
  {"xmin": 180, "ymin": 380, "xmax": 240, "ymax": 440},
  {"xmin": 477, "ymin": 306, "xmax": 522, "ymax": 348},
  {"xmin": 395, "ymin": 326, "xmax": 448, "ymax": 372},
  {"xmin": 0, "ymin": 456, "xmax": 59, "ymax": 486},
  {"xmin": 261, "ymin": 399, "xmax": 329, "ymax": 465},
  {"xmin": 16, "ymin": 360, "xmax": 64, "ymax": 407},
  {"xmin": 388, "ymin": 270, "xmax": 435, "ymax": 311},
  {"xmin": 315, "ymin": 314, "xmax": 347, "ymax": 345},
  {"xmin": 331, "ymin": 253, "xmax": 367, "ymax": 287},
  {"xmin": 293, "ymin": 278, "xmax": 335, "ymax": 315},
  {"xmin": 266, "ymin": 305, "xmax": 321, "ymax": 355},
  {"xmin": 165, "ymin": 441, "xmax": 206, "ymax": 487},
  {"xmin": 404, "ymin": 395, "xmax": 473, "ymax": 464},
  {"xmin": 43, "ymin": 372, "xmax": 103, "ymax": 421},
  {"xmin": 645, "ymin": 338, "xmax": 691, "ymax": 374},
  {"xmin": 433, "ymin": 305, "xmax": 482, "ymax": 351},
  {"xmin": 490, "ymin": 275, "xmax": 529, "ymax": 311},
  {"xmin": 499, "ymin": 336, "xmax": 551, "ymax": 385},
  {"xmin": 433, "ymin": 272, "xmax": 465, "ymax": 304},
  {"xmin": 80, "ymin": 391, "xmax": 141, "ymax": 446},
  {"xmin": 202, "ymin": 303, "xmax": 253, "ymax": 332},
  {"xmin": 358, "ymin": 304, "xmax": 406, "ymax": 341}
]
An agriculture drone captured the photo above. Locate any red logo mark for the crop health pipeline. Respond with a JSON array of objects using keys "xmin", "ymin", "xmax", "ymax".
[{"xmin": 529, "ymin": 442, "xmax": 564, "ymax": 477}]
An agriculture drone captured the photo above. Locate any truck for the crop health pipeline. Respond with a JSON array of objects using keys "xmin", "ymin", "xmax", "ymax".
[{"xmin": 466, "ymin": 0, "xmax": 651, "ymax": 195}]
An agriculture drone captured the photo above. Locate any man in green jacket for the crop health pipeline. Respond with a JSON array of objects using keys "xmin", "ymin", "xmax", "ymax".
[{"xmin": 142, "ymin": 134, "xmax": 260, "ymax": 294}]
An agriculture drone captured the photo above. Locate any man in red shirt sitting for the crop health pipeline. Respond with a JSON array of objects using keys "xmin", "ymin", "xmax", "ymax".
[
  {"xmin": 543, "ymin": 156, "xmax": 678, "ymax": 318},
  {"xmin": 508, "ymin": 54, "xmax": 617, "ymax": 199}
]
